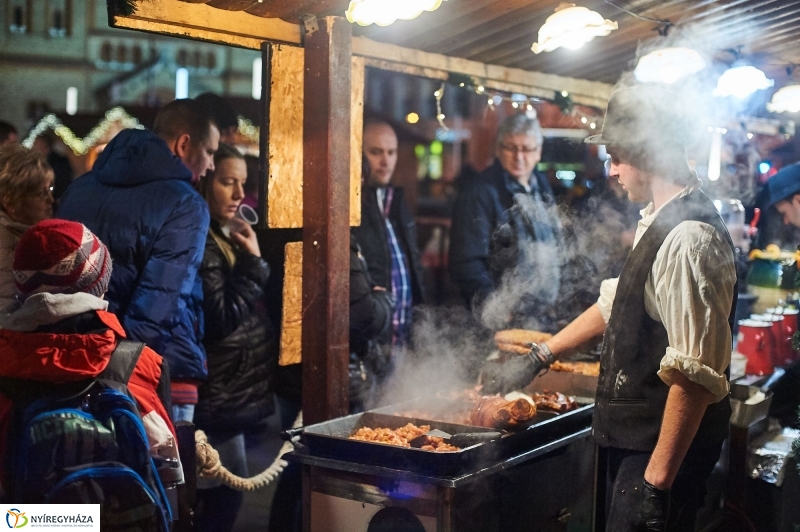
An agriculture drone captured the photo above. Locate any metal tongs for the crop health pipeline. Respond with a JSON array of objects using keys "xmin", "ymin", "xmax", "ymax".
[{"xmin": 408, "ymin": 429, "xmax": 502, "ymax": 449}]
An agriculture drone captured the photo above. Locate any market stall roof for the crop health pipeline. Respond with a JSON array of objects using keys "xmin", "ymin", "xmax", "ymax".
[{"xmin": 184, "ymin": 0, "xmax": 800, "ymax": 85}]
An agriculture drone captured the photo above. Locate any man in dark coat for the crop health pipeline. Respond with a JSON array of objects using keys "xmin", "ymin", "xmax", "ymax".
[
  {"xmin": 352, "ymin": 120, "xmax": 425, "ymax": 353},
  {"xmin": 449, "ymin": 113, "xmax": 561, "ymax": 327},
  {"xmin": 57, "ymin": 98, "xmax": 219, "ymax": 423}
]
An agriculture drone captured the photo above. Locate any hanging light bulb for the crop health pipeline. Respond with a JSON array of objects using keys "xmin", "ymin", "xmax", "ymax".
[
  {"xmin": 634, "ymin": 47, "xmax": 706, "ymax": 84},
  {"xmin": 767, "ymin": 85, "xmax": 800, "ymax": 113},
  {"xmin": 532, "ymin": 3, "xmax": 617, "ymax": 54},
  {"xmin": 346, "ymin": 0, "xmax": 446, "ymax": 27},
  {"xmin": 714, "ymin": 65, "xmax": 773, "ymax": 99}
]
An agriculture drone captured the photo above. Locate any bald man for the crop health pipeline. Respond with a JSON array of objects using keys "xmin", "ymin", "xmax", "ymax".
[{"xmin": 352, "ymin": 121, "xmax": 426, "ymax": 364}]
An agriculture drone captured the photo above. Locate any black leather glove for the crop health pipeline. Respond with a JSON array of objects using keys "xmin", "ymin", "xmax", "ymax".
[
  {"xmin": 633, "ymin": 480, "xmax": 670, "ymax": 532},
  {"xmin": 481, "ymin": 347, "xmax": 551, "ymax": 395}
]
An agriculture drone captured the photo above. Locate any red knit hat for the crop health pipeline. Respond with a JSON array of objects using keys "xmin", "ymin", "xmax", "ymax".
[{"xmin": 13, "ymin": 219, "xmax": 112, "ymax": 299}]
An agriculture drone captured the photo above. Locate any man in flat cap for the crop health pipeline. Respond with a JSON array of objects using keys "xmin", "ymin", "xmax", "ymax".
[
  {"xmin": 483, "ymin": 86, "xmax": 737, "ymax": 532},
  {"xmin": 761, "ymin": 162, "xmax": 800, "ymax": 229}
]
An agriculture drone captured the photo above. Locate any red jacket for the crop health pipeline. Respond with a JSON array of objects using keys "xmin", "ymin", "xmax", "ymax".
[{"xmin": 0, "ymin": 310, "xmax": 179, "ymax": 493}]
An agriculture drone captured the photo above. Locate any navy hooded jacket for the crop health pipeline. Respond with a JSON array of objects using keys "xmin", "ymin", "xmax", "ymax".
[{"xmin": 58, "ymin": 129, "xmax": 210, "ymax": 382}]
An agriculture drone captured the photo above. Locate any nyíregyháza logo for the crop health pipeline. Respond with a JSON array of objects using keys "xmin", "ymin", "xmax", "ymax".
[{"xmin": 6, "ymin": 509, "xmax": 27, "ymax": 529}]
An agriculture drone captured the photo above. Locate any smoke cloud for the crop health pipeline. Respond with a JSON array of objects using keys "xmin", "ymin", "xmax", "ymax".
[{"xmin": 371, "ymin": 23, "xmax": 764, "ymax": 407}]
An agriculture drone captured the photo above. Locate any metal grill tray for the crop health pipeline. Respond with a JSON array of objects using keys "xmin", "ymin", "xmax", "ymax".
[{"xmin": 293, "ymin": 398, "xmax": 594, "ymax": 477}]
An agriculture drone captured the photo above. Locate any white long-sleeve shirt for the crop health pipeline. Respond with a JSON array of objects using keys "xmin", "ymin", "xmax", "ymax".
[{"xmin": 597, "ymin": 181, "xmax": 736, "ymax": 402}]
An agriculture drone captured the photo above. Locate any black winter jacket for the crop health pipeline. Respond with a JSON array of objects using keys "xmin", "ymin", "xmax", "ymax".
[
  {"xmin": 194, "ymin": 222, "xmax": 277, "ymax": 432},
  {"xmin": 350, "ymin": 234, "xmax": 394, "ymax": 348},
  {"xmin": 352, "ymin": 185, "xmax": 427, "ymax": 305},
  {"xmin": 449, "ymin": 159, "xmax": 558, "ymax": 306},
  {"xmin": 349, "ymin": 234, "xmax": 395, "ymax": 408},
  {"xmin": 273, "ymin": 234, "xmax": 395, "ymax": 406}
]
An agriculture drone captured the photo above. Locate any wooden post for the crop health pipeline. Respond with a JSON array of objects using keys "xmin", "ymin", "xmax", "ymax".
[{"xmin": 302, "ymin": 16, "xmax": 352, "ymax": 425}]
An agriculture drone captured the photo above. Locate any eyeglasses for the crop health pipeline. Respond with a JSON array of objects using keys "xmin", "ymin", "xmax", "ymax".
[
  {"xmin": 29, "ymin": 186, "xmax": 54, "ymax": 200},
  {"xmin": 500, "ymin": 144, "xmax": 539, "ymax": 155}
]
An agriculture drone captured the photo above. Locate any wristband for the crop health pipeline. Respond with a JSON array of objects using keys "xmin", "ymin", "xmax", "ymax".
[{"xmin": 528, "ymin": 342, "xmax": 555, "ymax": 366}]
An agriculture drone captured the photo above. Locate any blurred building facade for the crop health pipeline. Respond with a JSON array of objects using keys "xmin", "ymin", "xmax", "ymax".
[{"xmin": 0, "ymin": 0, "xmax": 260, "ymax": 133}]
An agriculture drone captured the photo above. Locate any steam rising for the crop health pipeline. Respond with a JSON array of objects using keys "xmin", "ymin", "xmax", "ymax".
[
  {"xmin": 375, "ymin": 199, "xmax": 634, "ymax": 406},
  {"xmin": 372, "ymin": 24, "xmax": 761, "ymax": 406}
]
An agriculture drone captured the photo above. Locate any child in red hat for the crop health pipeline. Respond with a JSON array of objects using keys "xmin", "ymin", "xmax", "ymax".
[{"xmin": 0, "ymin": 219, "xmax": 183, "ymax": 496}]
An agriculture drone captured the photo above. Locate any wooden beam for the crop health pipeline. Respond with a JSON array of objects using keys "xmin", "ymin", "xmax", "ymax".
[
  {"xmin": 352, "ymin": 37, "xmax": 613, "ymax": 108},
  {"xmin": 260, "ymin": 43, "xmax": 363, "ymax": 229},
  {"xmin": 108, "ymin": 1, "xmax": 610, "ymax": 106},
  {"xmin": 302, "ymin": 16, "xmax": 352, "ymax": 425},
  {"xmin": 108, "ymin": 0, "xmax": 301, "ymax": 48}
]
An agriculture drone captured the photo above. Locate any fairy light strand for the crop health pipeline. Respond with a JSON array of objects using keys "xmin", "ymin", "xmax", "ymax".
[
  {"xmin": 427, "ymin": 77, "xmax": 601, "ymax": 130},
  {"xmin": 23, "ymin": 107, "xmax": 144, "ymax": 155},
  {"xmin": 434, "ymin": 82, "xmax": 448, "ymax": 131},
  {"xmin": 23, "ymin": 110, "xmax": 261, "ymax": 155}
]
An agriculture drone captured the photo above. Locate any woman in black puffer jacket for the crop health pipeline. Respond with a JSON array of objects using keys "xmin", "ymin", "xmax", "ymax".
[{"xmin": 193, "ymin": 144, "xmax": 278, "ymax": 532}]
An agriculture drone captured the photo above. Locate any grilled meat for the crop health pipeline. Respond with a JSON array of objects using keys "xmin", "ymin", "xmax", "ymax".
[{"xmin": 470, "ymin": 396, "xmax": 537, "ymax": 429}]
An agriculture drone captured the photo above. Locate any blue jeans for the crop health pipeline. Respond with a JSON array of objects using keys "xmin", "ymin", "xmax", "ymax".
[
  {"xmin": 195, "ymin": 432, "xmax": 247, "ymax": 532},
  {"xmin": 171, "ymin": 403, "xmax": 195, "ymax": 424}
]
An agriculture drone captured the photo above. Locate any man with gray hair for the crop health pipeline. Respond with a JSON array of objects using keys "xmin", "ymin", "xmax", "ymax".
[{"xmin": 449, "ymin": 113, "xmax": 560, "ymax": 321}]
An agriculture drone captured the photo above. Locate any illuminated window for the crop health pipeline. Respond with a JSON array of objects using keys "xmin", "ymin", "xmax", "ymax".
[
  {"xmin": 10, "ymin": 3, "xmax": 28, "ymax": 34},
  {"xmin": 414, "ymin": 141, "xmax": 444, "ymax": 180},
  {"xmin": 132, "ymin": 45, "xmax": 143, "ymax": 64},
  {"xmin": 207, "ymin": 52, "xmax": 217, "ymax": 70},
  {"xmin": 48, "ymin": 0, "xmax": 70, "ymax": 37},
  {"xmin": 177, "ymin": 49, "xmax": 188, "ymax": 67},
  {"xmin": 100, "ymin": 41, "xmax": 113, "ymax": 62},
  {"xmin": 428, "ymin": 140, "xmax": 443, "ymax": 180},
  {"xmin": 116, "ymin": 44, "xmax": 128, "ymax": 64}
]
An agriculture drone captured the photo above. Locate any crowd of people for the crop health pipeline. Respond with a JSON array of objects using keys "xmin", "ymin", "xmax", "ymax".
[
  {"xmin": 0, "ymin": 96, "xmax": 431, "ymax": 531},
  {"xmin": 0, "ymin": 83, "xmax": 792, "ymax": 532}
]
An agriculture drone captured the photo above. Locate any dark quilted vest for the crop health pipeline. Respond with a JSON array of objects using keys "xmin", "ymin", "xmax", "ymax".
[{"xmin": 593, "ymin": 189, "xmax": 736, "ymax": 452}]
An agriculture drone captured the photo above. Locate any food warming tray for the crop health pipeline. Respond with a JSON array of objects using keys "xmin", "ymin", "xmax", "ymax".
[{"xmin": 288, "ymin": 398, "xmax": 594, "ymax": 477}]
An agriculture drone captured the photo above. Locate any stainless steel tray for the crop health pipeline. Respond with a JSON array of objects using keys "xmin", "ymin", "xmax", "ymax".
[{"xmin": 290, "ymin": 399, "xmax": 593, "ymax": 477}]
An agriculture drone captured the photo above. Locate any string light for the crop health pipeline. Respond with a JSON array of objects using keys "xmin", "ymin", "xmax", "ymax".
[
  {"xmin": 237, "ymin": 116, "xmax": 260, "ymax": 144},
  {"xmin": 23, "ymin": 109, "xmax": 262, "ymax": 155},
  {"xmin": 435, "ymin": 82, "xmax": 448, "ymax": 131},
  {"xmin": 23, "ymin": 107, "xmax": 144, "ymax": 155},
  {"xmin": 423, "ymin": 73, "xmax": 601, "ymax": 134}
]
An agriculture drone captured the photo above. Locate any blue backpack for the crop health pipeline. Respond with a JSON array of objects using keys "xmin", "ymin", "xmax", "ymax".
[{"xmin": 0, "ymin": 341, "xmax": 173, "ymax": 532}]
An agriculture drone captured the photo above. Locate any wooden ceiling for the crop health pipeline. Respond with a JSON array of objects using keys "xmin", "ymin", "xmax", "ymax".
[{"xmin": 186, "ymin": 0, "xmax": 800, "ymax": 86}]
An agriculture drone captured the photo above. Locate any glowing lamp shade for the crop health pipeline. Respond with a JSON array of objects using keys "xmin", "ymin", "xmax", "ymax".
[
  {"xmin": 714, "ymin": 66, "xmax": 773, "ymax": 99},
  {"xmin": 531, "ymin": 3, "xmax": 617, "ymax": 54},
  {"xmin": 767, "ymin": 85, "xmax": 800, "ymax": 113},
  {"xmin": 346, "ymin": 0, "xmax": 446, "ymax": 27},
  {"xmin": 634, "ymin": 47, "xmax": 706, "ymax": 84}
]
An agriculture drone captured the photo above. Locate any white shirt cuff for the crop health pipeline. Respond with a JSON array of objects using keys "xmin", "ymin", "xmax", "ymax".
[{"xmin": 658, "ymin": 347, "xmax": 730, "ymax": 403}]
